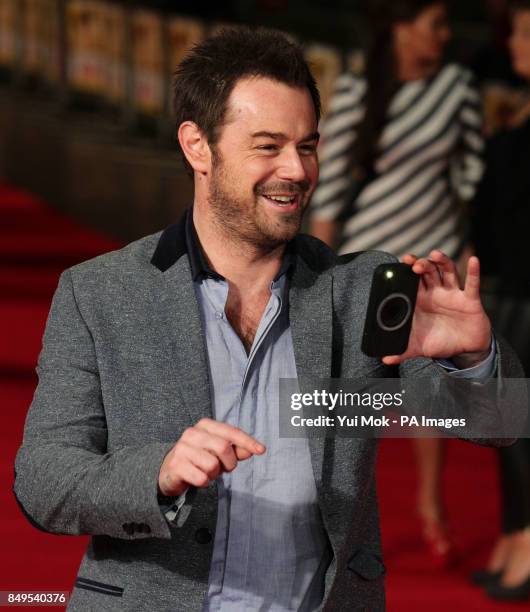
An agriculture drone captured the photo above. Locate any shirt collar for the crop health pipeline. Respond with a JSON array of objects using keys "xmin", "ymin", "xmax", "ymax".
[
  {"xmin": 185, "ymin": 208, "xmax": 224, "ymax": 281},
  {"xmin": 185, "ymin": 207, "xmax": 296, "ymax": 283}
]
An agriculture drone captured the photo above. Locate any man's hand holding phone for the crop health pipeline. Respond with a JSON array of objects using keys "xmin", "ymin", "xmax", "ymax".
[{"xmin": 382, "ymin": 250, "xmax": 492, "ymax": 367}]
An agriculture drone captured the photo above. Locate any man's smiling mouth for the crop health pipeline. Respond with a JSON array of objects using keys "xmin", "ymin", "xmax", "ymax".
[
  {"xmin": 259, "ymin": 193, "xmax": 306, "ymax": 211},
  {"xmin": 263, "ymin": 194, "xmax": 297, "ymax": 206}
]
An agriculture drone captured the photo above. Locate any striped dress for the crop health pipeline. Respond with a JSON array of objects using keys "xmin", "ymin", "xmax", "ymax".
[{"xmin": 310, "ymin": 63, "xmax": 485, "ymax": 259}]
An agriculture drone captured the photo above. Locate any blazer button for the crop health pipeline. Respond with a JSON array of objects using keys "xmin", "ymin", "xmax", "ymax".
[
  {"xmin": 122, "ymin": 523, "xmax": 134, "ymax": 535},
  {"xmin": 194, "ymin": 528, "xmax": 212, "ymax": 544}
]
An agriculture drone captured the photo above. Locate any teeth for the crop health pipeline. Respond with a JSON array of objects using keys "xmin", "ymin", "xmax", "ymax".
[{"xmin": 266, "ymin": 195, "xmax": 295, "ymax": 204}]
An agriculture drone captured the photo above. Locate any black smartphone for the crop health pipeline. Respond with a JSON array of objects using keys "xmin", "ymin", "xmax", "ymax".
[{"xmin": 361, "ymin": 263, "xmax": 419, "ymax": 357}]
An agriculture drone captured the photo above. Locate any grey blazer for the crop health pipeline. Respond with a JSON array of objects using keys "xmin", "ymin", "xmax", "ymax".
[{"xmin": 14, "ymin": 214, "xmax": 524, "ymax": 612}]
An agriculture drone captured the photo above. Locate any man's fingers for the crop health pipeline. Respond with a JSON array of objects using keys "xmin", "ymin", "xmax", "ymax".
[
  {"xmin": 464, "ymin": 256, "xmax": 481, "ymax": 299},
  {"xmin": 382, "ymin": 354, "xmax": 405, "ymax": 365},
  {"xmin": 161, "ymin": 456, "xmax": 209, "ymax": 493},
  {"xmin": 159, "ymin": 419, "xmax": 266, "ymax": 496},
  {"xmin": 179, "ymin": 460, "xmax": 210, "ymax": 489},
  {"xmin": 186, "ymin": 447, "xmax": 223, "ymax": 482},
  {"xmin": 401, "ymin": 253, "xmax": 417, "ymax": 265},
  {"xmin": 412, "ymin": 257, "xmax": 441, "ymax": 288},
  {"xmin": 195, "ymin": 418, "xmax": 266, "ymax": 455},
  {"xmin": 428, "ymin": 250, "xmax": 460, "ymax": 288},
  {"xmin": 180, "ymin": 428, "xmax": 238, "ymax": 472},
  {"xmin": 234, "ymin": 446, "xmax": 254, "ymax": 461}
]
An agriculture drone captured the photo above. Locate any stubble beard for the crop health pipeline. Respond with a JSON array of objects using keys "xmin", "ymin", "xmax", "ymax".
[{"xmin": 208, "ymin": 154, "xmax": 307, "ymax": 252}]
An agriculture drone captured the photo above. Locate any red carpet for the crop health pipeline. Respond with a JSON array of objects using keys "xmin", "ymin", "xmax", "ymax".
[
  {"xmin": 378, "ymin": 439, "xmax": 529, "ymax": 611},
  {"xmin": 0, "ymin": 184, "xmax": 120, "ymax": 610},
  {"xmin": 0, "ymin": 184, "xmax": 524, "ymax": 610}
]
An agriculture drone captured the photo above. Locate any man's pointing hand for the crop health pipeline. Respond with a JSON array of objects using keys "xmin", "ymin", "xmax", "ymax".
[{"xmin": 158, "ymin": 418, "xmax": 266, "ymax": 497}]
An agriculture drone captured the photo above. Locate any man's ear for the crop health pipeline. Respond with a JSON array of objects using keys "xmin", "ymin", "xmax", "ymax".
[{"xmin": 178, "ymin": 121, "xmax": 211, "ymax": 174}]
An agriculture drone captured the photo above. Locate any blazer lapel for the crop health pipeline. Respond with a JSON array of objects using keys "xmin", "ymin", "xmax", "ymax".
[
  {"xmin": 289, "ymin": 253, "xmax": 333, "ymax": 490},
  {"xmin": 290, "ymin": 256, "xmax": 333, "ymax": 379},
  {"xmin": 150, "ymin": 227, "xmax": 213, "ymax": 426},
  {"xmin": 164, "ymin": 256, "xmax": 212, "ymax": 424}
]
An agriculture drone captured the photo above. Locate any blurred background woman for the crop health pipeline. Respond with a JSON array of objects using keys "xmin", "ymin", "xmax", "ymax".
[
  {"xmin": 471, "ymin": 0, "xmax": 530, "ymax": 601},
  {"xmin": 309, "ymin": 0, "xmax": 485, "ymax": 567}
]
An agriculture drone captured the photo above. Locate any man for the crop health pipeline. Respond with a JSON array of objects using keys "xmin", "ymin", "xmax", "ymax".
[{"xmin": 14, "ymin": 27, "xmax": 523, "ymax": 611}]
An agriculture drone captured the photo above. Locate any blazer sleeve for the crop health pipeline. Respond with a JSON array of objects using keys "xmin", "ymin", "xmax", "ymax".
[
  {"xmin": 13, "ymin": 270, "xmax": 176, "ymax": 540},
  {"xmin": 398, "ymin": 334, "xmax": 527, "ymax": 446}
]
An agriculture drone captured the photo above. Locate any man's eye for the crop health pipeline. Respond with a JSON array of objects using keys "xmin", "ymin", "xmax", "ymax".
[
  {"xmin": 257, "ymin": 145, "xmax": 278, "ymax": 151},
  {"xmin": 299, "ymin": 145, "xmax": 317, "ymax": 154}
]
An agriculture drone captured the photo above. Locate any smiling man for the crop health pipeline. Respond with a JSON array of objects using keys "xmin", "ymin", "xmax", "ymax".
[
  {"xmin": 14, "ymin": 27, "xmax": 523, "ymax": 612},
  {"xmin": 205, "ymin": 93, "xmax": 318, "ymax": 250}
]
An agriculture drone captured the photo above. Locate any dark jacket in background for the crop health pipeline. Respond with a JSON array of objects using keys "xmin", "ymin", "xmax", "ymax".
[{"xmin": 473, "ymin": 117, "xmax": 530, "ymax": 297}]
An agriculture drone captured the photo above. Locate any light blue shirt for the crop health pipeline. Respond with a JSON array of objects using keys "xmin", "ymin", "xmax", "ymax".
[{"xmin": 195, "ymin": 272, "xmax": 332, "ymax": 611}]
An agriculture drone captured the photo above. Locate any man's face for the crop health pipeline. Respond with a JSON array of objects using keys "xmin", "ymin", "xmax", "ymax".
[{"xmin": 206, "ymin": 76, "xmax": 319, "ymax": 250}]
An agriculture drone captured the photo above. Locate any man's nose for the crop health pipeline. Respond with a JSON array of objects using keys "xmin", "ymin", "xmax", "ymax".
[{"xmin": 276, "ymin": 147, "xmax": 307, "ymax": 182}]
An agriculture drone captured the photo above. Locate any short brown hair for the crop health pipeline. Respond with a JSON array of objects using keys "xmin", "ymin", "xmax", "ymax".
[{"xmin": 172, "ymin": 26, "xmax": 321, "ymax": 175}]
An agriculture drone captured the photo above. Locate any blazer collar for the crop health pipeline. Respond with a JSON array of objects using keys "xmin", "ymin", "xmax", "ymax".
[
  {"xmin": 150, "ymin": 210, "xmax": 188, "ymax": 273},
  {"xmin": 151, "ymin": 207, "xmax": 296, "ymax": 281},
  {"xmin": 150, "ymin": 207, "xmax": 223, "ymax": 280}
]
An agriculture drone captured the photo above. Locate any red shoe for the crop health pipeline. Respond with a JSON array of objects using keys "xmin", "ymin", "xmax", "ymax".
[{"xmin": 422, "ymin": 519, "xmax": 458, "ymax": 570}]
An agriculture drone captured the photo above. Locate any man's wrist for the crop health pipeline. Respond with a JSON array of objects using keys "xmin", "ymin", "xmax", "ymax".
[
  {"xmin": 450, "ymin": 339, "xmax": 493, "ymax": 370},
  {"xmin": 158, "ymin": 476, "xmax": 188, "ymax": 499},
  {"xmin": 157, "ymin": 490, "xmax": 177, "ymax": 505}
]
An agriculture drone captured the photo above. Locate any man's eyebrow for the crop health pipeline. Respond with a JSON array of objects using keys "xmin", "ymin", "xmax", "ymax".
[{"xmin": 250, "ymin": 131, "xmax": 320, "ymax": 142}]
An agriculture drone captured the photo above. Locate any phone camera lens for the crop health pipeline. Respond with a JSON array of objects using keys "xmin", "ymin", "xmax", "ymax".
[{"xmin": 377, "ymin": 293, "xmax": 412, "ymax": 331}]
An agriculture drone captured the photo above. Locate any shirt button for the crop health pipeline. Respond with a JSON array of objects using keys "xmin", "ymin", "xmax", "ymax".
[
  {"xmin": 216, "ymin": 312, "xmax": 223, "ymax": 320},
  {"xmin": 194, "ymin": 527, "xmax": 213, "ymax": 544}
]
